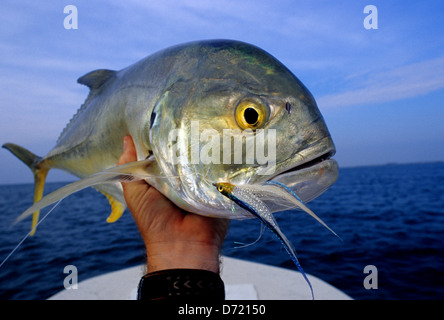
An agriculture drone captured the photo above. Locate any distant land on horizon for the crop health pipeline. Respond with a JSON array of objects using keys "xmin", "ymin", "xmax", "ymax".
[{"xmin": 340, "ymin": 160, "xmax": 444, "ymax": 169}]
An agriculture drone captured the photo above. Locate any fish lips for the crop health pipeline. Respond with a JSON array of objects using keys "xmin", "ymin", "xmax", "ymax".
[{"xmin": 269, "ymin": 141, "xmax": 338, "ymax": 204}]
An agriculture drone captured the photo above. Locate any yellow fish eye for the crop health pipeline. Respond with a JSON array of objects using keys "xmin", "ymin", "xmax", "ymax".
[{"xmin": 235, "ymin": 100, "xmax": 267, "ymax": 130}]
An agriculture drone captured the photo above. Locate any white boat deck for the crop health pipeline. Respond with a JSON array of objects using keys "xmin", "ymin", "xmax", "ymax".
[{"xmin": 49, "ymin": 256, "xmax": 352, "ymax": 300}]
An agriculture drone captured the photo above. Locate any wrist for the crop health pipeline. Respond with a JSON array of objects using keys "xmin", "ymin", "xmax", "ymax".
[{"xmin": 146, "ymin": 242, "xmax": 222, "ymax": 274}]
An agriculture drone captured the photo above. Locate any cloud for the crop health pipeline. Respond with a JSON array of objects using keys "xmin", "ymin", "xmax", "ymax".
[{"xmin": 317, "ymin": 56, "xmax": 444, "ymax": 109}]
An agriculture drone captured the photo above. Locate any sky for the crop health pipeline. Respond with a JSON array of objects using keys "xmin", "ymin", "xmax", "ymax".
[{"xmin": 1, "ymin": 0, "xmax": 443, "ymax": 184}]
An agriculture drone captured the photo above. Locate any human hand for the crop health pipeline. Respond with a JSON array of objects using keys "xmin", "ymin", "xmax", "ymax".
[{"xmin": 118, "ymin": 135, "xmax": 229, "ymax": 274}]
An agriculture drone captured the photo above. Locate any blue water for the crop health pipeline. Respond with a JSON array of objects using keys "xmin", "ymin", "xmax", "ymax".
[{"xmin": 1, "ymin": 162, "xmax": 443, "ymax": 300}]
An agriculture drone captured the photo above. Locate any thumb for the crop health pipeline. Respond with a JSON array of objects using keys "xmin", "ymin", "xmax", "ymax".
[
  {"xmin": 117, "ymin": 136, "xmax": 152, "ymax": 212},
  {"xmin": 118, "ymin": 135, "xmax": 137, "ymax": 165}
]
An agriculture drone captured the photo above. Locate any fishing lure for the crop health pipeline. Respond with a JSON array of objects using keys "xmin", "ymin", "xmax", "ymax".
[
  {"xmin": 216, "ymin": 181, "xmax": 317, "ymax": 299},
  {"xmin": 223, "ymin": 181, "xmax": 339, "ymax": 238}
]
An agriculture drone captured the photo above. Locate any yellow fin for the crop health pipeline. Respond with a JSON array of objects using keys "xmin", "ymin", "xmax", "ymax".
[
  {"xmin": 2, "ymin": 143, "xmax": 50, "ymax": 236},
  {"xmin": 101, "ymin": 192, "xmax": 126, "ymax": 223},
  {"xmin": 30, "ymin": 168, "xmax": 49, "ymax": 235}
]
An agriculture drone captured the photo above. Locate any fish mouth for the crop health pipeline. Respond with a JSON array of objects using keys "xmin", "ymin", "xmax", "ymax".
[
  {"xmin": 267, "ymin": 139, "xmax": 338, "ymax": 204},
  {"xmin": 271, "ymin": 149, "xmax": 335, "ymax": 179}
]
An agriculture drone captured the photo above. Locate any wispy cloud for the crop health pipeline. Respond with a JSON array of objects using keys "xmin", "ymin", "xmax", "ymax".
[{"xmin": 317, "ymin": 57, "xmax": 444, "ymax": 109}]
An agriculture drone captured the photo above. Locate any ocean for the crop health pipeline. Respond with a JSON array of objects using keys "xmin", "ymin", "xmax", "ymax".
[{"xmin": 0, "ymin": 162, "xmax": 443, "ymax": 300}]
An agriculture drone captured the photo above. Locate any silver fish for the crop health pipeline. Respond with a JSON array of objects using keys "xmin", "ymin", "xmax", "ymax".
[{"xmin": 3, "ymin": 40, "xmax": 338, "ymax": 236}]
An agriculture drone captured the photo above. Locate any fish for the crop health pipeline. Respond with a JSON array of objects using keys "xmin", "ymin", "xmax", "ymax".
[{"xmin": 3, "ymin": 40, "xmax": 338, "ymax": 295}]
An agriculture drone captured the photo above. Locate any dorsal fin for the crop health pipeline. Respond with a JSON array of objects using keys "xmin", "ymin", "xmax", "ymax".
[
  {"xmin": 77, "ymin": 69, "xmax": 116, "ymax": 90},
  {"xmin": 56, "ymin": 69, "xmax": 116, "ymax": 145}
]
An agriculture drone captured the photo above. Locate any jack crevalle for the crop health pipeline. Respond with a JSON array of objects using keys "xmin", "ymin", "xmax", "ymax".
[{"xmin": 3, "ymin": 40, "xmax": 338, "ymax": 297}]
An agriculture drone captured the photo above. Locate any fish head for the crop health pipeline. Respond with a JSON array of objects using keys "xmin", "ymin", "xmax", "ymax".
[{"xmin": 148, "ymin": 40, "xmax": 337, "ymax": 218}]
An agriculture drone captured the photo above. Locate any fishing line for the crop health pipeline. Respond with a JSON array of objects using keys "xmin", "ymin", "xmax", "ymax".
[
  {"xmin": 233, "ymin": 223, "xmax": 265, "ymax": 249},
  {"xmin": 0, "ymin": 199, "xmax": 62, "ymax": 269}
]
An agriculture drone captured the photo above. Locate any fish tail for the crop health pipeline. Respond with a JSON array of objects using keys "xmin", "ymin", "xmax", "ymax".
[{"xmin": 3, "ymin": 143, "xmax": 49, "ymax": 235}]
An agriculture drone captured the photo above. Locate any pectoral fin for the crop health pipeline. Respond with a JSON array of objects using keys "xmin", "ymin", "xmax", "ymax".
[{"xmin": 14, "ymin": 157, "xmax": 155, "ymax": 225}]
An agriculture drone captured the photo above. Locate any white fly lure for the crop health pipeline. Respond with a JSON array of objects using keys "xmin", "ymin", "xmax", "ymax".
[{"xmin": 215, "ymin": 180, "xmax": 340, "ymax": 299}]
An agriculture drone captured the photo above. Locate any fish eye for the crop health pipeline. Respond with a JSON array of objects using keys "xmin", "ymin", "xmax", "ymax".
[
  {"xmin": 244, "ymin": 108, "xmax": 259, "ymax": 126},
  {"xmin": 235, "ymin": 100, "xmax": 267, "ymax": 130},
  {"xmin": 217, "ymin": 184, "xmax": 224, "ymax": 192}
]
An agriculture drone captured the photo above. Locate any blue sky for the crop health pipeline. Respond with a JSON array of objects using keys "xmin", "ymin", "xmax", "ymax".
[{"xmin": 1, "ymin": 0, "xmax": 443, "ymax": 184}]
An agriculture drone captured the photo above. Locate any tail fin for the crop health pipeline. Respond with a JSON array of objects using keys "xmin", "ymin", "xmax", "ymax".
[{"xmin": 2, "ymin": 143, "xmax": 49, "ymax": 236}]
